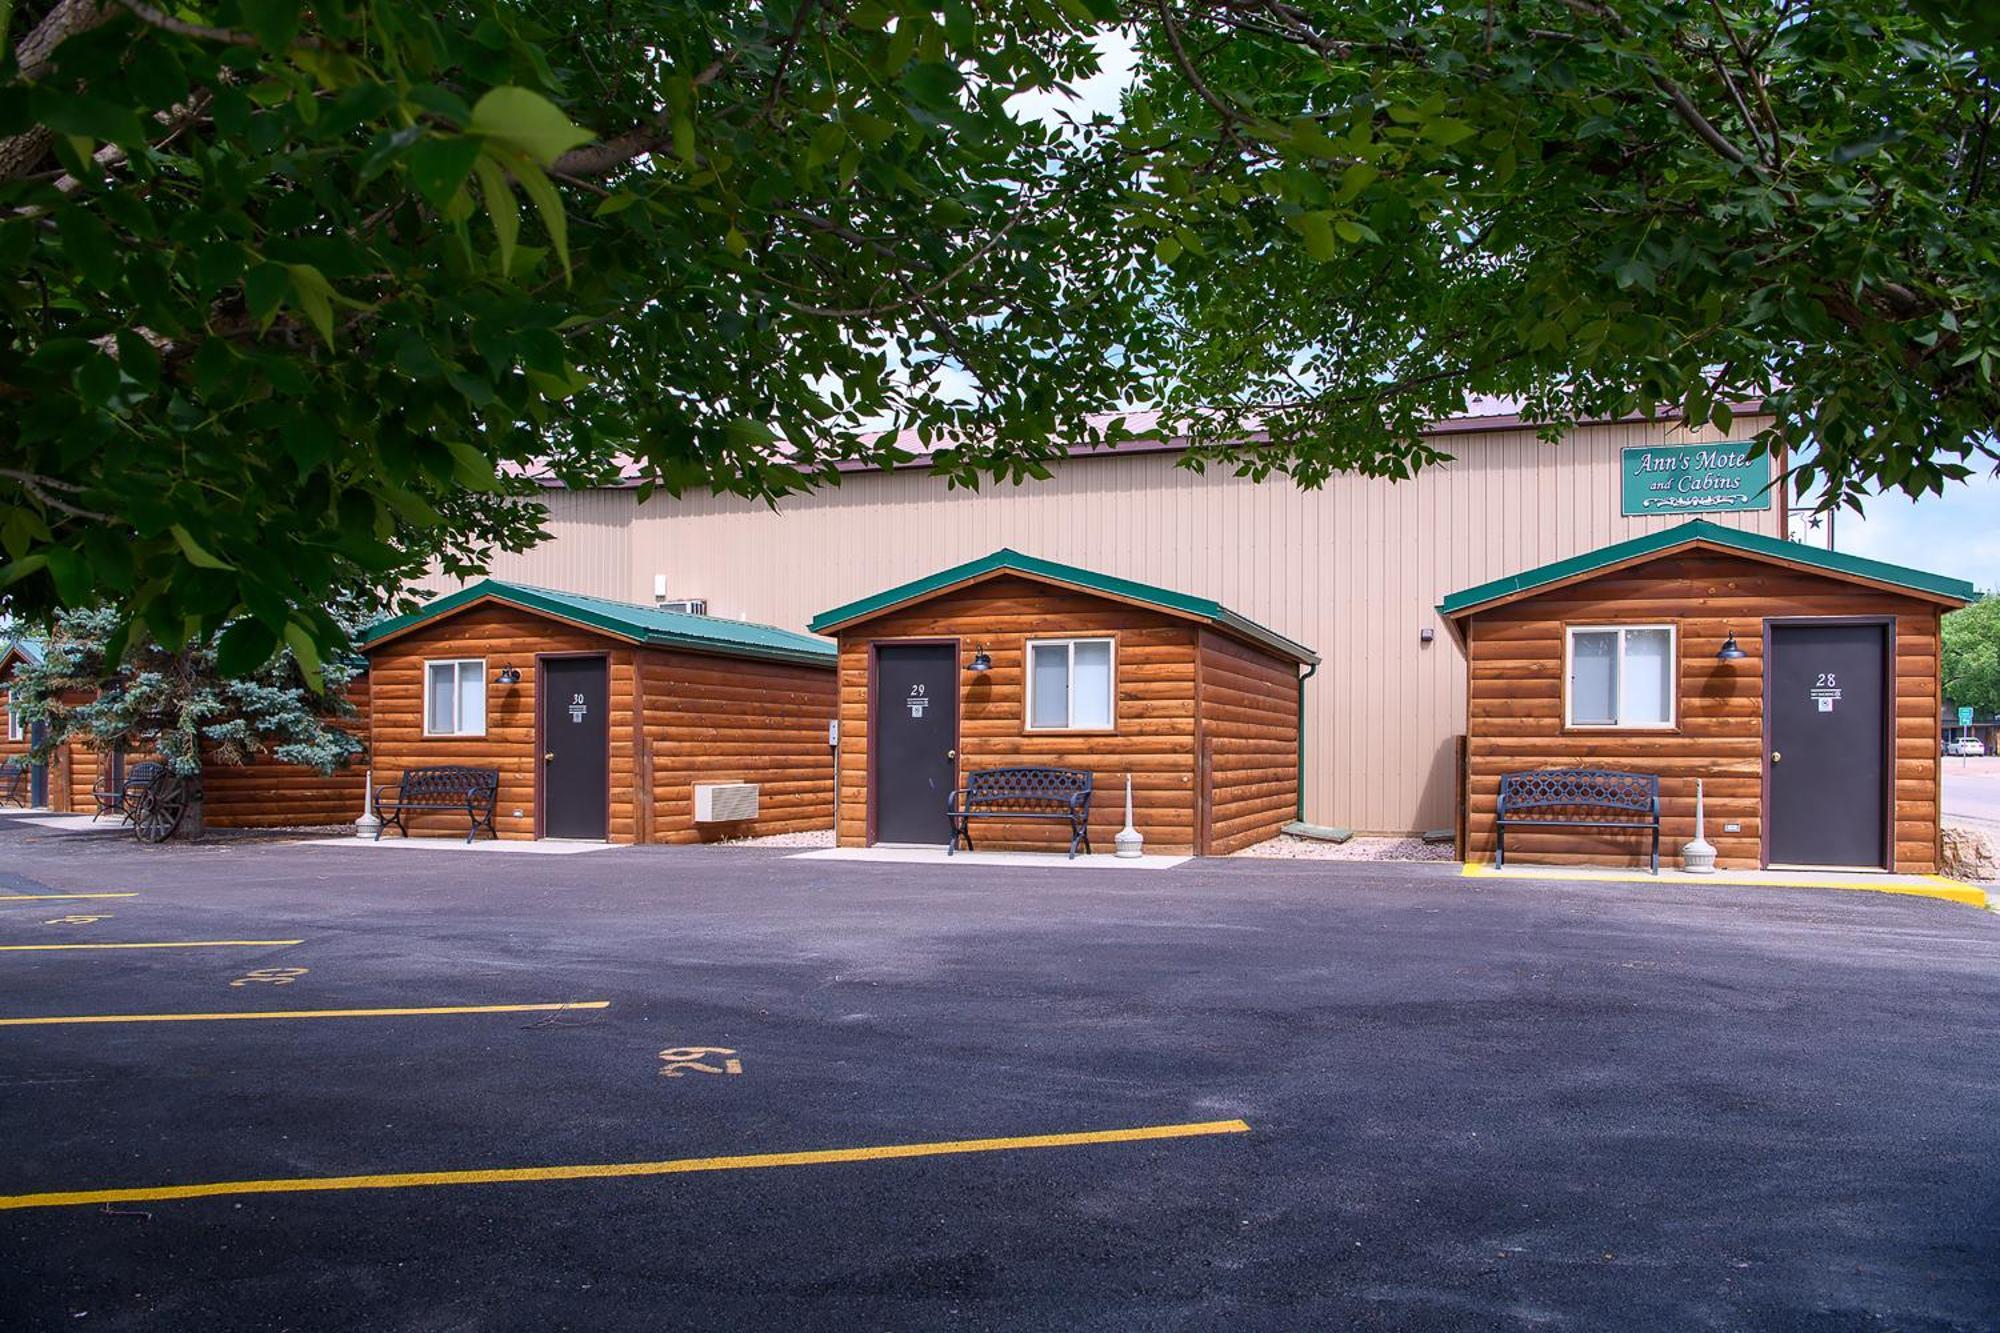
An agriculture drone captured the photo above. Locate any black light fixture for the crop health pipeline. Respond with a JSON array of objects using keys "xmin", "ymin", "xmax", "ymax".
[
  {"xmin": 1715, "ymin": 629, "xmax": 1747, "ymax": 662},
  {"xmin": 495, "ymin": 664, "xmax": 522, "ymax": 685},
  {"xmin": 967, "ymin": 647, "xmax": 992, "ymax": 673}
]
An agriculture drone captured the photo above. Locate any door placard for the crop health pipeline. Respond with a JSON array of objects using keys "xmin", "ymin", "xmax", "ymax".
[{"xmin": 906, "ymin": 684, "xmax": 929, "ymax": 718}]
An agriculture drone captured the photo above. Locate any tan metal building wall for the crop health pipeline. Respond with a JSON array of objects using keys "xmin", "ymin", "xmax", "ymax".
[{"xmin": 456, "ymin": 417, "xmax": 1785, "ymax": 834}]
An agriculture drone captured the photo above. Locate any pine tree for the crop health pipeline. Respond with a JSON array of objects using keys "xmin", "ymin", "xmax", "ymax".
[{"xmin": 10, "ymin": 609, "xmax": 365, "ymax": 783}]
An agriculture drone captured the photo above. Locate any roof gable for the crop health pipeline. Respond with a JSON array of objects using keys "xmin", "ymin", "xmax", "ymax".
[
  {"xmin": 361, "ymin": 581, "xmax": 834, "ymax": 668},
  {"xmin": 1438, "ymin": 520, "xmax": 1976, "ymax": 617},
  {"xmin": 808, "ymin": 549, "xmax": 1317, "ymax": 664},
  {"xmin": 0, "ymin": 638, "xmax": 43, "ymax": 679}
]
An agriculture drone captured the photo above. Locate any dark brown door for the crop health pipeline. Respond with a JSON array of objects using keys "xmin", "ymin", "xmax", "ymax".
[
  {"xmin": 541, "ymin": 656, "xmax": 609, "ymax": 840},
  {"xmin": 1767, "ymin": 622, "xmax": 1889, "ymax": 868},
  {"xmin": 873, "ymin": 643, "xmax": 958, "ymax": 844}
]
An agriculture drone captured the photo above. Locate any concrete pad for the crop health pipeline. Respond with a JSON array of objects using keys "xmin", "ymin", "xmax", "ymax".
[
  {"xmin": 294, "ymin": 835, "xmax": 625, "ymax": 856},
  {"xmin": 790, "ymin": 845, "xmax": 1192, "ymax": 870},
  {"xmin": 1463, "ymin": 858, "xmax": 1987, "ymax": 907},
  {"xmin": 0, "ymin": 813, "xmax": 123, "ymax": 836}
]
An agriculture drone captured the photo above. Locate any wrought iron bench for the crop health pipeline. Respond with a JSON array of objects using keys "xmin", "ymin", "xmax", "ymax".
[
  {"xmin": 96, "ymin": 760, "xmax": 163, "ymax": 823},
  {"xmin": 1496, "ymin": 768, "xmax": 1661, "ymax": 874},
  {"xmin": 373, "ymin": 766, "xmax": 500, "ymax": 842},
  {"xmin": 1, "ymin": 757, "xmax": 27, "ymax": 808},
  {"xmin": 947, "ymin": 766, "xmax": 1094, "ymax": 858}
]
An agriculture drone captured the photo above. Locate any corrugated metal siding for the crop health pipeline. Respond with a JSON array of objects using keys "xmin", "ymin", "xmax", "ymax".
[{"xmin": 440, "ymin": 418, "xmax": 1785, "ymax": 833}]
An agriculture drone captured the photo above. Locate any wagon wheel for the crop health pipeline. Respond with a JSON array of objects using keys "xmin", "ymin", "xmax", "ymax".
[{"xmin": 133, "ymin": 772, "xmax": 192, "ymax": 844}]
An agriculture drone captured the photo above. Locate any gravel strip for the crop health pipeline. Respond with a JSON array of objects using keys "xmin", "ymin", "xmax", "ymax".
[
  {"xmin": 714, "ymin": 827, "xmax": 837, "ymax": 849},
  {"xmin": 1233, "ymin": 834, "xmax": 1454, "ymax": 862}
]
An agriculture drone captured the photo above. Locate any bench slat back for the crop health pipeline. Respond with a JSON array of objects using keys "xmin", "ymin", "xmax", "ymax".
[
  {"xmin": 964, "ymin": 767, "xmax": 1092, "ymax": 805},
  {"xmin": 402, "ymin": 766, "xmax": 500, "ymax": 799},
  {"xmin": 1498, "ymin": 769, "xmax": 1657, "ymax": 814},
  {"xmin": 123, "ymin": 761, "xmax": 165, "ymax": 789}
]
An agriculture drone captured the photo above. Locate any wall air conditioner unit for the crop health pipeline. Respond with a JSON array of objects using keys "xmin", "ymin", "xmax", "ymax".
[
  {"xmin": 693, "ymin": 782, "xmax": 759, "ymax": 823},
  {"xmin": 659, "ymin": 597, "xmax": 707, "ymax": 616}
]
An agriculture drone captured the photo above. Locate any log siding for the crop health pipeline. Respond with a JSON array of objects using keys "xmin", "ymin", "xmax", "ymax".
[
  {"xmin": 366, "ymin": 600, "xmax": 834, "ymax": 843},
  {"xmin": 1461, "ymin": 550, "xmax": 1946, "ymax": 873},
  {"xmin": 834, "ymin": 574, "xmax": 1302, "ymax": 855}
]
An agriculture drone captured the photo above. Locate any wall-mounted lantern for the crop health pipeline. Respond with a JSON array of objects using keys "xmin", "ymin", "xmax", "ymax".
[
  {"xmin": 1714, "ymin": 630, "xmax": 1747, "ymax": 663},
  {"xmin": 495, "ymin": 664, "xmax": 522, "ymax": 686},
  {"xmin": 966, "ymin": 647, "xmax": 992, "ymax": 674}
]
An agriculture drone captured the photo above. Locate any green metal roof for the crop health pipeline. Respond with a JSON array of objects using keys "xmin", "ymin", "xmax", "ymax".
[
  {"xmin": 361, "ymin": 580, "xmax": 835, "ymax": 668},
  {"xmin": 0, "ymin": 638, "xmax": 43, "ymax": 672},
  {"xmin": 1438, "ymin": 519, "xmax": 1977, "ymax": 617},
  {"xmin": 808, "ymin": 549, "xmax": 1318, "ymax": 664}
]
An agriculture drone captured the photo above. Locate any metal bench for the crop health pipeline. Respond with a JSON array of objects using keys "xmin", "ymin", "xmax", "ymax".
[
  {"xmin": 1496, "ymin": 768, "xmax": 1661, "ymax": 874},
  {"xmin": 1, "ymin": 757, "xmax": 27, "ymax": 808},
  {"xmin": 947, "ymin": 766, "xmax": 1094, "ymax": 858},
  {"xmin": 96, "ymin": 759, "xmax": 163, "ymax": 823},
  {"xmin": 373, "ymin": 766, "xmax": 500, "ymax": 842}
]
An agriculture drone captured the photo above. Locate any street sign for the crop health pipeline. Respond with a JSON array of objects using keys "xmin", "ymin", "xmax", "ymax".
[{"xmin": 1960, "ymin": 705, "xmax": 1975, "ymax": 727}]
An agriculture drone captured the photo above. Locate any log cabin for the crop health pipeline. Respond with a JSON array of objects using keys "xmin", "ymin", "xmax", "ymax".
[
  {"xmin": 1, "ymin": 639, "xmax": 45, "ymax": 806},
  {"xmin": 809, "ymin": 550, "xmax": 1318, "ymax": 856},
  {"xmin": 1441, "ymin": 521, "xmax": 1975, "ymax": 873},
  {"xmin": 359, "ymin": 580, "xmax": 837, "ymax": 843}
]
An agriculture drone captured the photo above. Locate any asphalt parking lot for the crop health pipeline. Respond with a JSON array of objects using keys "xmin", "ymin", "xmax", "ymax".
[{"xmin": 1, "ymin": 822, "xmax": 1997, "ymax": 1330}]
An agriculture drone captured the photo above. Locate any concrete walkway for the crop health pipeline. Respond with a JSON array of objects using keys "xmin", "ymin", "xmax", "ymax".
[
  {"xmin": 295, "ymin": 834, "xmax": 625, "ymax": 856},
  {"xmin": 1463, "ymin": 859, "xmax": 1987, "ymax": 907},
  {"xmin": 790, "ymin": 845, "xmax": 1193, "ymax": 870}
]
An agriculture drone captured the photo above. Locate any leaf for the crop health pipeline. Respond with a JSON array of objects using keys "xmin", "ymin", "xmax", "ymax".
[
  {"xmin": 245, "ymin": 262, "xmax": 290, "ymax": 331},
  {"xmin": 239, "ymin": 0, "xmax": 301, "ymax": 51},
  {"xmin": 286, "ymin": 264, "xmax": 337, "ymax": 348},
  {"xmin": 471, "ymin": 153, "xmax": 520, "ymax": 275},
  {"xmin": 1334, "ymin": 162, "xmax": 1379, "ymax": 203},
  {"xmin": 1614, "ymin": 257, "xmax": 1656, "ymax": 292},
  {"xmin": 1292, "ymin": 211, "xmax": 1337, "ymax": 261},
  {"xmin": 467, "ymin": 86, "xmax": 593, "ymax": 166},
  {"xmin": 443, "ymin": 439, "xmax": 502, "ymax": 491},
  {"xmin": 282, "ymin": 620, "xmax": 325, "ymax": 694},
  {"xmin": 216, "ymin": 619, "xmax": 279, "ymax": 676},
  {"xmin": 169, "ymin": 525, "xmax": 234, "ymax": 571},
  {"xmin": 407, "ymin": 135, "xmax": 484, "ymax": 208},
  {"xmin": 1421, "ymin": 118, "xmax": 1475, "ymax": 146},
  {"xmin": 508, "ymin": 158, "xmax": 572, "ymax": 282}
]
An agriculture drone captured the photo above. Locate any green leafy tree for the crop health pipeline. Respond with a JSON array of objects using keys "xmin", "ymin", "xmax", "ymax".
[
  {"xmin": 0, "ymin": 0, "xmax": 1146, "ymax": 662},
  {"xmin": 1943, "ymin": 595, "xmax": 2000, "ymax": 717},
  {"xmin": 1120, "ymin": 0, "xmax": 2000, "ymax": 498},
  {"xmin": 9, "ymin": 606, "xmax": 365, "ymax": 783}
]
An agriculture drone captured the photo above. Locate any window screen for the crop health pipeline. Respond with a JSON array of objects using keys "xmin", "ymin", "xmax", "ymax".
[
  {"xmin": 425, "ymin": 660, "xmax": 486, "ymax": 735},
  {"xmin": 1567, "ymin": 627, "xmax": 1675, "ymax": 728},
  {"xmin": 1026, "ymin": 638, "xmax": 1116, "ymax": 730}
]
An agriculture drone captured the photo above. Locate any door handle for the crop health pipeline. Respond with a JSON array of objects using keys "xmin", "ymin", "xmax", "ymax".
[
  {"xmin": 1771, "ymin": 751, "xmax": 1782, "ymax": 763},
  {"xmin": 946, "ymin": 749, "xmax": 957, "ymax": 760},
  {"xmin": 544, "ymin": 752, "xmax": 555, "ymax": 763}
]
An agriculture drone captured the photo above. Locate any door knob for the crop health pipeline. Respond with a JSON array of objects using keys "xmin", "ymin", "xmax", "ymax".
[
  {"xmin": 544, "ymin": 752, "xmax": 555, "ymax": 762},
  {"xmin": 1771, "ymin": 751, "xmax": 1782, "ymax": 763},
  {"xmin": 946, "ymin": 749, "xmax": 957, "ymax": 760}
]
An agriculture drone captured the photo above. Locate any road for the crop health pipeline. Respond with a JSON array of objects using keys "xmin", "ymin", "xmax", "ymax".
[
  {"xmin": 1943, "ymin": 754, "xmax": 2000, "ymax": 833},
  {"xmin": 0, "ymin": 822, "xmax": 1996, "ymax": 1330}
]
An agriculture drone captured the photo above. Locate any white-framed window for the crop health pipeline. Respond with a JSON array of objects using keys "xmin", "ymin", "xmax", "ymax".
[
  {"xmin": 1025, "ymin": 637, "xmax": 1116, "ymax": 731},
  {"xmin": 424, "ymin": 659, "xmax": 487, "ymax": 737},
  {"xmin": 1566, "ymin": 625, "xmax": 1676, "ymax": 729},
  {"xmin": 5, "ymin": 705, "xmax": 21, "ymax": 743}
]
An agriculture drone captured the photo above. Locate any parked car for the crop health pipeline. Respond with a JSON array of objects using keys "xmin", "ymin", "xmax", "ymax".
[{"xmin": 1945, "ymin": 737, "xmax": 1987, "ymax": 757}]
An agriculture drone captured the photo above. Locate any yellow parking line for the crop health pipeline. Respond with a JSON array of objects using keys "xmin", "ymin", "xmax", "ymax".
[
  {"xmin": 0, "ymin": 940, "xmax": 303, "ymax": 953},
  {"xmin": 0, "ymin": 1001, "xmax": 611, "ymax": 1028},
  {"xmin": 0, "ymin": 1118, "xmax": 1250, "ymax": 1212},
  {"xmin": 0, "ymin": 893, "xmax": 138, "ymax": 902}
]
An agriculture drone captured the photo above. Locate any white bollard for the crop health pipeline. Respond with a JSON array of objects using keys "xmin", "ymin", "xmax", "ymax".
[{"xmin": 1114, "ymin": 773, "xmax": 1143, "ymax": 858}]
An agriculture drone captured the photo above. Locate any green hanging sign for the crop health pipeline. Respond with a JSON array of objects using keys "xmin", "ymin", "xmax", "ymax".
[{"xmin": 1620, "ymin": 443, "xmax": 1773, "ymax": 517}]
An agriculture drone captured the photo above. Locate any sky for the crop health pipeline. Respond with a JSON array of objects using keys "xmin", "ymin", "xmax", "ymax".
[{"xmin": 1835, "ymin": 469, "xmax": 2000, "ymax": 594}]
